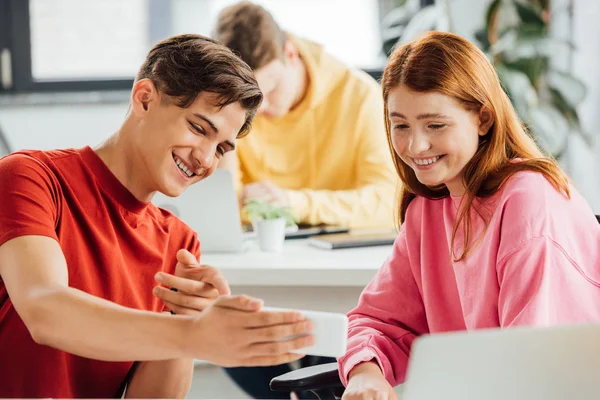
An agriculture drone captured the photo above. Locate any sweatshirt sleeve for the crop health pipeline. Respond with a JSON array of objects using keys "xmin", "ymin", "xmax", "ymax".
[
  {"xmin": 338, "ymin": 226, "xmax": 429, "ymax": 387},
  {"xmin": 498, "ymin": 235, "xmax": 600, "ymax": 327},
  {"xmin": 285, "ymin": 87, "xmax": 397, "ymax": 229}
]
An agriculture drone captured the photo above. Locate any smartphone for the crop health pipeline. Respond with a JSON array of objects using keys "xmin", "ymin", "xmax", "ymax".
[{"xmin": 262, "ymin": 306, "xmax": 348, "ymax": 358}]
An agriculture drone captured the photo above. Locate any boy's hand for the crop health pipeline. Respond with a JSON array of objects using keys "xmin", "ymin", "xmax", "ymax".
[
  {"xmin": 242, "ymin": 181, "xmax": 289, "ymax": 207},
  {"xmin": 191, "ymin": 295, "xmax": 315, "ymax": 367},
  {"xmin": 153, "ymin": 249, "xmax": 230, "ymax": 315}
]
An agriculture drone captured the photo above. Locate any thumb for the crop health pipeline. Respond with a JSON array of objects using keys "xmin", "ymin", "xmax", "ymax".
[
  {"xmin": 176, "ymin": 249, "xmax": 198, "ymax": 265},
  {"xmin": 215, "ymin": 295, "xmax": 263, "ymax": 311}
]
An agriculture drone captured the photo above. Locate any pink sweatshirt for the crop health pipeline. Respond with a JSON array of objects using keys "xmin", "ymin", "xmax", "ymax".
[{"xmin": 338, "ymin": 171, "xmax": 600, "ymax": 386}]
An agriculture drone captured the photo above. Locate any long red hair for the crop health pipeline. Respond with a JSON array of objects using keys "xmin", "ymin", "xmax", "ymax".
[{"xmin": 382, "ymin": 31, "xmax": 570, "ymax": 261}]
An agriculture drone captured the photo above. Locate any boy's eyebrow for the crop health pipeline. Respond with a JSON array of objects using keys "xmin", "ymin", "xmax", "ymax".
[
  {"xmin": 193, "ymin": 113, "xmax": 219, "ymax": 134},
  {"xmin": 192, "ymin": 112, "xmax": 235, "ymax": 150}
]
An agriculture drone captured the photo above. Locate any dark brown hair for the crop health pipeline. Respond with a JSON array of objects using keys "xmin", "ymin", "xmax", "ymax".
[
  {"xmin": 382, "ymin": 31, "xmax": 570, "ymax": 261},
  {"xmin": 136, "ymin": 33, "xmax": 262, "ymax": 138},
  {"xmin": 213, "ymin": 1, "xmax": 287, "ymax": 70}
]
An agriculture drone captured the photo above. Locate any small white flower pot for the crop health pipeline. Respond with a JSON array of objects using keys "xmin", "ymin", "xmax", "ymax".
[{"xmin": 255, "ymin": 218, "xmax": 286, "ymax": 252}]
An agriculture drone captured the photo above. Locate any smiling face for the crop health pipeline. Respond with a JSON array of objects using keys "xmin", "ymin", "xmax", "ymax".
[
  {"xmin": 131, "ymin": 79, "xmax": 246, "ymax": 198},
  {"xmin": 388, "ymin": 84, "xmax": 492, "ymax": 196}
]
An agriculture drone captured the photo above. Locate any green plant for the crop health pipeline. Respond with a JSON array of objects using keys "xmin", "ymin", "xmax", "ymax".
[
  {"xmin": 242, "ymin": 199, "xmax": 296, "ymax": 226},
  {"xmin": 474, "ymin": 0, "xmax": 589, "ymax": 157}
]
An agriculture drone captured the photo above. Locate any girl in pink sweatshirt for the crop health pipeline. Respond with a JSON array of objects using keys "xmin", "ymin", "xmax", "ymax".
[{"xmin": 338, "ymin": 31, "xmax": 600, "ymax": 398}]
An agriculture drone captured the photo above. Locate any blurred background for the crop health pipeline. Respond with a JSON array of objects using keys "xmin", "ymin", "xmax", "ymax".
[
  {"xmin": 2, "ymin": 1, "xmax": 599, "ymax": 214},
  {"xmin": 1, "ymin": 0, "xmax": 599, "ymax": 397}
]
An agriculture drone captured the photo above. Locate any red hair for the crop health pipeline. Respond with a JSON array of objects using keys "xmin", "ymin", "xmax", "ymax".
[{"xmin": 382, "ymin": 31, "xmax": 570, "ymax": 261}]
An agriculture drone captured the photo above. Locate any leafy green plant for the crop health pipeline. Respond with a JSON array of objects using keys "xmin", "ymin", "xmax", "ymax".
[
  {"xmin": 242, "ymin": 199, "xmax": 296, "ymax": 226},
  {"xmin": 474, "ymin": 0, "xmax": 588, "ymax": 157}
]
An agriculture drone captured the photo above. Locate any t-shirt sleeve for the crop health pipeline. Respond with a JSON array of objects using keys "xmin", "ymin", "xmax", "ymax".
[{"xmin": 0, "ymin": 153, "xmax": 61, "ymax": 247}]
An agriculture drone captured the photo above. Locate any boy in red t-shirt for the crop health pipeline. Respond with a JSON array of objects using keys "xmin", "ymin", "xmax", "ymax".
[{"xmin": 0, "ymin": 34, "xmax": 313, "ymax": 398}]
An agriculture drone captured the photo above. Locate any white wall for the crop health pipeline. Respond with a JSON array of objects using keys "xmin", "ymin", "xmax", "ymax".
[
  {"xmin": 444, "ymin": 0, "xmax": 491, "ymax": 43},
  {"xmin": 0, "ymin": 0, "xmax": 382, "ymax": 153},
  {"xmin": 0, "ymin": 102, "xmax": 127, "ymax": 151},
  {"xmin": 568, "ymin": 0, "xmax": 600, "ymax": 211}
]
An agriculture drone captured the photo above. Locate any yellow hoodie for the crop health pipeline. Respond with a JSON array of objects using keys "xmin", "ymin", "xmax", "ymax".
[{"xmin": 236, "ymin": 36, "xmax": 397, "ymax": 229}]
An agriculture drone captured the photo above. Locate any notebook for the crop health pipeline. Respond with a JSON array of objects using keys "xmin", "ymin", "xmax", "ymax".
[{"xmin": 307, "ymin": 230, "xmax": 397, "ymax": 250}]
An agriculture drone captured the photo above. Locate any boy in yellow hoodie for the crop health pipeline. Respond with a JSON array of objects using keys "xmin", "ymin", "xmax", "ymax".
[
  {"xmin": 214, "ymin": 1, "xmax": 397, "ymax": 231},
  {"xmin": 213, "ymin": 2, "xmax": 395, "ymax": 399}
]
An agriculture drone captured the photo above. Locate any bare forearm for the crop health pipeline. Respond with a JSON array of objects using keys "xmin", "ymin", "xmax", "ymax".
[
  {"xmin": 24, "ymin": 285, "xmax": 191, "ymax": 362},
  {"xmin": 349, "ymin": 361, "xmax": 384, "ymax": 379},
  {"xmin": 125, "ymin": 359, "xmax": 194, "ymax": 398}
]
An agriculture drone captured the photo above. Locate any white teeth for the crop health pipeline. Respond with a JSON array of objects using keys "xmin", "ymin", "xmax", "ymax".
[
  {"xmin": 414, "ymin": 156, "xmax": 442, "ymax": 166},
  {"xmin": 174, "ymin": 156, "xmax": 194, "ymax": 177}
]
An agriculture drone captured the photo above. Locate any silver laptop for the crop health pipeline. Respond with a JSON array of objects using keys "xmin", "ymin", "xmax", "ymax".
[
  {"xmin": 152, "ymin": 169, "xmax": 245, "ymax": 253},
  {"xmin": 403, "ymin": 323, "xmax": 600, "ymax": 400}
]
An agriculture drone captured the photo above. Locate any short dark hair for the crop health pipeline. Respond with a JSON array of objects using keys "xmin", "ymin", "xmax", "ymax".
[
  {"xmin": 213, "ymin": 1, "xmax": 287, "ymax": 70},
  {"xmin": 136, "ymin": 33, "xmax": 262, "ymax": 138}
]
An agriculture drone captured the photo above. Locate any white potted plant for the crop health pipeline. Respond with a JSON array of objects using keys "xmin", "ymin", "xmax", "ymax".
[{"xmin": 242, "ymin": 199, "xmax": 296, "ymax": 252}]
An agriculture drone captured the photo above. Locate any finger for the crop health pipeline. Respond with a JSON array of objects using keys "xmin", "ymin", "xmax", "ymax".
[
  {"xmin": 251, "ymin": 333, "xmax": 315, "ymax": 356},
  {"xmin": 162, "ymin": 300, "xmax": 208, "ymax": 316},
  {"xmin": 195, "ymin": 266, "xmax": 231, "ymax": 296},
  {"xmin": 214, "ymin": 295, "xmax": 263, "ymax": 311},
  {"xmin": 250, "ymin": 320, "xmax": 314, "ymax": 342},
  {"xmin": 155, "ymin": 272, "xmax": 219, "ymax": 297},
  {"xmin": 245, "ymin": 309, "xmax": 306, "ymax": 328},
  {"xmin": 263, "ymin": 181, "xmax": 279, "ymax": 193},
  {"xmin": 241, "ymin": 352, "xmax": 306, "ymax": 367},
  {"xmin": 170, "ymin": 262, "xmax": 230, "ymax": 296},
  {"xmin": 153, "ymin": 286, "xmax": 212, "ymax": 311},
  {"xmin": 245, "ymin": 183, "xmax": 273, "ymax": 198},
  {"xmin": 176, "ymin": 248, "xmax": 199, "ymax": 265},
  {"xmin": 242, "ymin": 183, "xmax": 264, "ymax": 196}
]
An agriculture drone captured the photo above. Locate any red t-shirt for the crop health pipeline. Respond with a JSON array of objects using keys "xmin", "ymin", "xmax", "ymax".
[{"xmin": 0, "ymin": 147, "xmax": 200, "ymax": 398}]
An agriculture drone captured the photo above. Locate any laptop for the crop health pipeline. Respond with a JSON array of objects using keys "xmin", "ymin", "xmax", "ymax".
[
  {"xmin": 151, "ymin": 169, "xmax": 350, "ymax": 253},
  {"xmin": 402, "ymin": 323, "xmax": 600, "ymax": 400},
  {"xmin": 152, "ymin": 169, "xmax": 246, "ymax": 253}
]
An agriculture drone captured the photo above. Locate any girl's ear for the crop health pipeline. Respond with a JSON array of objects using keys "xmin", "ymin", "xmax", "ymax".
[{"xmin": 478, "ymin": 107, "xmax": 494, "ymax": 136}]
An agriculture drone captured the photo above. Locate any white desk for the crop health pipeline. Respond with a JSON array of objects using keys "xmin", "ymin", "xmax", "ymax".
[
  {"xmin": 202, "ymin": 239, "xmax": 392, "ymax": 287},
  {"xmin": 192, "ymin": 240, "xmax": 394, "ymax": 398},
  {"xmin": 201, "ymin": 239, "xmax": 393, "ymax": 313}
]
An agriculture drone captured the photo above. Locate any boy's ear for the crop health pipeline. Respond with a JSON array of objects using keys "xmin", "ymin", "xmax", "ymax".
[
  {"xmin": 130, "ymin": 79, "xmax": 158, "ymax": 117},
  {"xmin": 283, "ymin": 40, "xmax": 300, "ymax": 63},
  {"xmin": 478, "ymin": 106, "xmax": 494, "ymax": 136}
]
